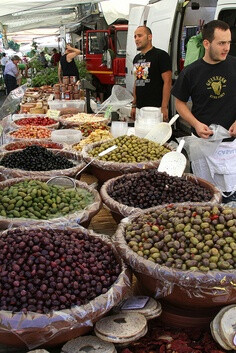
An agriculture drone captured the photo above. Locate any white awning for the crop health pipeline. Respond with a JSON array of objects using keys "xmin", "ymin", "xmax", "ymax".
[{"xmin": 0, "ymin": 0, "xmax": 103, "ymax": 33}]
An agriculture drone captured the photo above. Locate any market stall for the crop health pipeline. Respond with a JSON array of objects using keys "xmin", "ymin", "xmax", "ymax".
[{"xmin": 0, "ymin": 82, "xmax": 235, "ymax": 353}]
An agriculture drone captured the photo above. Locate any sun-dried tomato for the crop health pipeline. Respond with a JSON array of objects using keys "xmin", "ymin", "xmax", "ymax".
[
  {"xmin": 120, "ymin": 349, "xmax": 133, "ymax": 353},
  {"xmin": 210, "ymin": 214, "xmax": 219, "ymax": 220},
  {"xmin": 167, "ymin": 339, "xmax": 193, "ymax": 352}
]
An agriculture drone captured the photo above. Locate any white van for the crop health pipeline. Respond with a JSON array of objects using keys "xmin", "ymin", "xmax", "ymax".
[{"xmin": 126, "ymin": 0, "xmax": 236, "ymax": 124}]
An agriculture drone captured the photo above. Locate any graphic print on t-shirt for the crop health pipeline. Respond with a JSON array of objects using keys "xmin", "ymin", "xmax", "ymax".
[
  {"xmin": 206, "ymin": 76, "xmax": 226, "ymax": 99},
  {"xmin": 134, "ymin": 62, "xmax": 151, "ymax": 86}
]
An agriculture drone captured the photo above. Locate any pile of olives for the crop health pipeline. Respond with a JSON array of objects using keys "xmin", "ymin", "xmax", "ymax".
[
  {"xmin": 0, "ymin": 145, "xmax": 74, "ymax": 171},
  {"xmin": 108, "ymin": 170, "xmax": 213, "ymax": 208},
  {"xmin": 0, "ymin": 179, "xmax": 94, "ymax": 219},
  {"xmin": 125, "ymin": 205, "xmax": 236, "ymax": 272},
  {"xmin": 0, "ymin": 228, "xmax": 121, "ymax": 313},
  {"xmin": 88, "ymin": 135, "xmax": 170, "ymax": 163}
]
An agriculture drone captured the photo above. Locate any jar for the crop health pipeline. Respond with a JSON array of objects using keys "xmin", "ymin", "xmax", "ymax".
[
  {"xmin": 62, "ymin": 76, "xmax": 69, "ymax": 84},
  {"xmin": 68, "ymin": 84, "xmax": 73, "ymax": 92},
  {"xmin": 74, "ymin": 84, "xmax": 79, "ymax": 93},
  {"xmin": 61, "ymin": 92, "xmax": 65, "ymax": 100},
  {"xmin": 54, "ymin": 92, "xmax": 61, "ymax": 100},
  {"xmin": 80, "ymin": 89, "xmax": 85, "ymax": 100},
  {"xmin": 61, "ymin": 84, "xmax": 66, "ymax": 92},
  {"xmin": 64, "ymin": 91, "xmax": 71, "ymax": 100},
  {"xmin": 70, "ymin": 93, "xmax": 74, "ymax": 100},
  {"xmin": 70, "ymin": 76, "xmax": 77, "ymax": 84},
  {"xmin": 53, "ymin": 84, "xmax": 60, "ymax": 92},
  {"xmin": 74, "ymin": 92, "xmax": 80, "ymax": 100}
]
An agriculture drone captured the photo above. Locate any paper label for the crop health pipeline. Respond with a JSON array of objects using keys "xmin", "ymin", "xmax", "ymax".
[
  {"xmin": 121, "ymin": 296, "xmax": 150, "ymax": 310},
  {"xmin": 47, "ymin": 109, "xmax": 60, "ymax": 119},
  {"xmin": 98, "ymin": 145, "xmax": 117, "ymax": 157}
]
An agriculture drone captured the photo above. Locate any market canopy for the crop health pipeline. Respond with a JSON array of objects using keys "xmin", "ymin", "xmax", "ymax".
[
  {"xmin": 0, "ymin": 0, "xmax": 149, "ymax": 44},
  {"xmin": 0, "ymin": 0, "xmax": 102, "ymax": 34}
]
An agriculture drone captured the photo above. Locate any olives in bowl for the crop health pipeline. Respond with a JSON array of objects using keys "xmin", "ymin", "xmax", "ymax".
[
  {"xmin": 0, "ymin": 226, "xmax": 131, "ymax": 347},
  {"xmin": 100, "ymin": 170, "xmax": 221, "ymax": 222},
  {"xmin": 115, "ymin": 204, "xmax": 236, "ymax": 309}
]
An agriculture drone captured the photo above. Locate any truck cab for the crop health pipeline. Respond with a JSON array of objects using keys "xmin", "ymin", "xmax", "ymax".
[{"xmin": 85, "ymin": 22, "xmax": 128, "ymax": 99}]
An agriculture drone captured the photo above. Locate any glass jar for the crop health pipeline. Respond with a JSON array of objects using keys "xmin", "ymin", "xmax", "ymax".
[
  {"xmin": 64, "ymin": 91, "xmax": 71, "ymax": 100},
  {"xmin": 68, "ymin": 84, "xmax": 73, "ymax": 92},
  {"xmin": 73, "ymin": 84, "xmax": 79, "ymax": 93},
  {"xmin": 73, "ymin": 92, "xmax": 80, "ymax": 100},
  {"xmin": 54, "ymin": 92, "xmax": 61, "ymax": 100},
  {"xmin": 53, "ymin": 84, "xmax": 60, "ymax": 92},
  {"xmin": 70, "ymin": 76, "xmax": 77, "ymax": 84},
  {"xmin": 62, "ymin": 76, "xmax": 69, "ymax": 84},
  {"xmin": 61, "ymin": 84, "xmax": 66, "ymax": 92}
]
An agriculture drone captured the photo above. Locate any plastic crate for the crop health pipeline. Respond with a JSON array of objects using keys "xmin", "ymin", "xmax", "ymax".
[{"xmin": 48, "ymin": 100, "xmax": 85, "ymax": 112}]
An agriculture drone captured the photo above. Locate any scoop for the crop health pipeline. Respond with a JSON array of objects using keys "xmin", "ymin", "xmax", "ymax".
[
  {"xmin": 46, "ymin": 145, "xmax": 118, "ymax": 189},
  {"xmin": 145, "ymin": 114, "xmax": 179, "ymax": 145},
  {"xmin": 158, "ymin": 139, "xmax": 186, "ymax": 177}
]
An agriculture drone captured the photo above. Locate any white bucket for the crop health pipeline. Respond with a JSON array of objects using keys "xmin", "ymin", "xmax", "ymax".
[
  {"xmin": 111, "ymin": 121, "xmax": 128, "ymax": 138},
  {"xmin": 135, "ymin": 107, "xmax": 163, "ymax": 138},
  {"xmin": 140, "ymin": 106, "xmax": 163, "ymax": 122}
]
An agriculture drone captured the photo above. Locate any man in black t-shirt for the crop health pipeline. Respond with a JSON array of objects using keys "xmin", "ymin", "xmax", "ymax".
[
  {"xmin": 172, "ymin": 20, "xmax": 236, "ymax": 202},
  {"xmin": 131, "ymin": 26, "xmax": 172, "ymax": 121}
]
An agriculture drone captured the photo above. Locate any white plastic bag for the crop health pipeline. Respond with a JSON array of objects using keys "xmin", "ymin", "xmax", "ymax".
[
  {"xmin": 182, "ymin": 124, "xmax": 231, "ymax": 161},
  {"xmin": 181, "ymin": 125, "xmax": 236, "ymax": 193},
  {"xmin": 98, "ymin": 85, "xmax": 133, "ymax": 112}
]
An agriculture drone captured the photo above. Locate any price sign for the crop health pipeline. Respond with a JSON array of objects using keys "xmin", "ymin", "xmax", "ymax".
[{"xmin": 47, "ymin": 109, "xmax": 60, "ymax": 120}]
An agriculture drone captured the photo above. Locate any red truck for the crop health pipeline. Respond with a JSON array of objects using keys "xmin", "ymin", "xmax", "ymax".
[{"xmin": 85, "ymin": 22, "xmax": 128, "ymax": 98}]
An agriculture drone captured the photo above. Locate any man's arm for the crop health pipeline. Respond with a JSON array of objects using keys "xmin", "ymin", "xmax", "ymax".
[
  {"xmin": 161, "ymin": 70, "xmax": 172, "ymax": 121},
  {"xmin": 66, "ymin": 45, "xmax": 81, "ymax": 62},
  {"xmin": 175, "ymin": 98, "xmax": 213, "ymax": 139},
  {"xmin": 58, "ymin": 62, "xmax": 62, "ymax": 83},
  {"xmin": 131, "ymin": 82, "xmax": 137, "ymax": 120}
]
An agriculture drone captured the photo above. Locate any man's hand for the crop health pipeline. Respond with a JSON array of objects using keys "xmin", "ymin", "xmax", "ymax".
[
  {"xmin": 229, "ymin": 121, "xmax": 236, "ymax": 137},
  {"xmin": 161, "ymin": 107, "xmax": 168, "ymax": 122},
  {"xmin": 194, "ymin": 121, "xmax": 213, "ymax": 139},
  {"xmin": 130, "ymin": 106, "xmax": 136, "ymax": 120}
]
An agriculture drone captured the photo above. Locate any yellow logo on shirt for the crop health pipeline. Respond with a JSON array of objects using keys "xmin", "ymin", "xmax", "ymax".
[{"xmin": 206, "ymin": 76, "xmax": 226, "ymax": 99}]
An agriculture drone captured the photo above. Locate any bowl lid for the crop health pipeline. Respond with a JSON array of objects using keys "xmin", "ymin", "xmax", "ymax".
[
  {"xmin": 211, "ymin": 305, "xmax": 235, "ymax": 351},
  {"xmin": 220, "ymin": 306, "xmax": 236, "ymax": 350},
  {"xmin": 113, "ymin": 296, "xmax": 161, "ymax": 318},
  {"xmin": 95, "ymin": 312, "xmax": 147, "ymax": 340},
  {"xmin": 61, "ymin": 335, "xmax": 117, "ymax": 353},
  {"xmin": 94, "ymin": 323, "xmax": 148, "ymax": 344}
]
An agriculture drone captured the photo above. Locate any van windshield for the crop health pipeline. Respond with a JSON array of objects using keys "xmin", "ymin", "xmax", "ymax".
[
  {"xmin": 88, "ymin": 32, "xmax": 107, "ymax": 54},
  {"xmin": 116, "ymin": 30, "xmax": 127, "ymax": 56}
]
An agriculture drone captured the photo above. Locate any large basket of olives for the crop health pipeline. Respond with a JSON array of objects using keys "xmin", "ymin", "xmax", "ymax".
[
  {"xmin": 0, "ymin": 145, "xmax": 85, "ymax": 179},
  {"xmin": 115, "ymin": 204, "xmax": 236, "ymax": 309},
  {"xmin": 82, "ymin": 135, "xmax": 172, "ymax": 183},
  {"xmin": 0, "ymin": 176, "xmax": 102, "ymax": 230},
  {"xmin": 0, "ymin": 225, "xmax": 131, "ymax": 348},
  {"xmin": 100, "ymin": 171, "xmax": 222, "ymax": 223}
]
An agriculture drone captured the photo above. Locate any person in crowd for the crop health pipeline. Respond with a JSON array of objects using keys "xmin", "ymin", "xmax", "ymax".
[
  {"xmin": 4, "ymin": 55, "xmax": 21, "ymax": 94},
  {"xmin": 1, "ymin": 53, "xmax": 8, "ymax": 75},
  {"xmin": 131, "ymin": 26, "xmax": 172, "ymax": 121},
  {"xmin": 172, "ymin": 20, "xmax": 236, "ymax": 203},
  {"xmin": 58, "ymin": 43, "xmax": 81, "ymax": 82},
  {"xmin": 38, "ymin": 51, "xmax": 48, "ymax": 68},
  {"xmin": 51, "ymin": 48, "xmax": 61, "ymax": 66}
]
